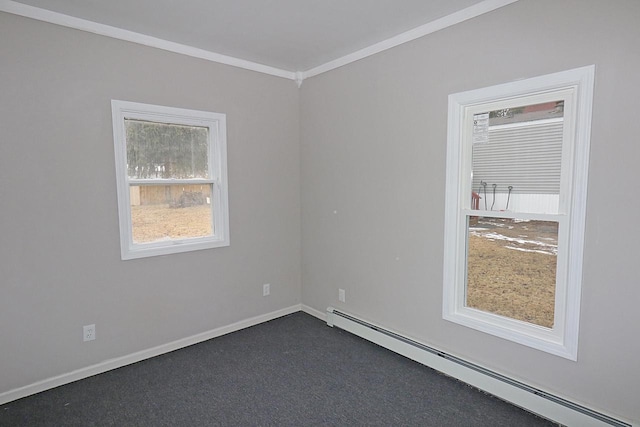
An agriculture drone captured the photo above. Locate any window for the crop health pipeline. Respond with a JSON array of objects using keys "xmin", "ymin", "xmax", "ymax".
[
  {"xmin": 442, "ymin": 66, "xmax": 594, "ymax": 359},
  {"xmin": 111, "ymin": 100, "xmax": 229, "ymax": 260}
]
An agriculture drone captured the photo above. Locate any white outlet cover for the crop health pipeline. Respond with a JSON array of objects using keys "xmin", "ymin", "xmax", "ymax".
[
  {"xmin": 339, "ymin": 289, "xmax": 345, "ymax": 302},
  {"xmin": 83, "ymin": 324, "xmax": 96, "ymax": 342},
  {"xmin": 263, "ymin": 283, "xmax": 270, "ymax": 296}
]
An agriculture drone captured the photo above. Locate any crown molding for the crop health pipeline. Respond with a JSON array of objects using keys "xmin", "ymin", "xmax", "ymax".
[
  {"xmin": 300, "ymin": 0, "xmax": 519, "ymax": 80},
  {"xmin": 1, "ymin": 0, "xmax": 519, "ymax": 86},
  {"xmin": 0, "ymin": 0, "xmax": 297, "ymax": 80}
]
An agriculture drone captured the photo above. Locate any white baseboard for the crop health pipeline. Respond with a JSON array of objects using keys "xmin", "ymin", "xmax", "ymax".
[
  {"xmin": 326, "ymin": 307, "xmax": 635, "ymax": 427},
  {"xmin": 301, "ymin": 304, "xmax": 326, "ymax": 321},
  {"xmin": 0, "ymin": 304, "xmax": 302, "ymax": 405}
]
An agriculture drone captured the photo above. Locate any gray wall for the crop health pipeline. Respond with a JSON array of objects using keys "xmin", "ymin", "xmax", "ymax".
[
  {"xmin": 0, "ymin": 13, "xmax": 301, "ymax": 392},
  {"xmin": 300, "ymin": 0, "xmax": 640, "ymax": 422}
]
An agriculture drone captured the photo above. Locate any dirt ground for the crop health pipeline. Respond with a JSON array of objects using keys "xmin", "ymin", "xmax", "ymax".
[
  {"xmin": 467, "ymin": 218, "xmax": 558, "ymax": 328},
  {"xmin": 131, "ymin": 204, "xmax": 212, "ymax": 243}
]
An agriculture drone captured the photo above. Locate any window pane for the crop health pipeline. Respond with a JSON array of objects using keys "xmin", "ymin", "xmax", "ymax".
[
  {"xmin": 130, "ymin": 184, "xmax": 213, "ymax": 243},
  {"xmin": 466, "ymin": 217, "xmax": 557, "ymax": 328},
  {"xmin": 125, "ymin": 119, "xmax": 209, "ymax": 179},
  {"xmin": 471, "ymin": 101, "xmax": 564, "ymax": 214}
]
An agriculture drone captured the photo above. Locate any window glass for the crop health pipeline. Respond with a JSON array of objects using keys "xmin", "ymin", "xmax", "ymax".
[
  {"xmin": 471, "ymin": 102, "xmax": 564, "ymax": 215},
  {"xmin": 125, "ymin": 120, "xmax": 209, "ymax": 179},
  {"xmin": 466, "ymin": 217, "xmax": 558, "ymax": 328},
  {"xmin": 130, "ymin": 184, "xmax": 214, "ymax": 243},
  {"xmin": 465, "ymin": 101, "xmax": 564, "ymax": 328}
]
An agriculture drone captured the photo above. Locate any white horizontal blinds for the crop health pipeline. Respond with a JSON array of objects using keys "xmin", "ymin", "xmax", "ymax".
[{"xmin": 472, "ymin": 119, "xmax": 563, "ymax": 195}]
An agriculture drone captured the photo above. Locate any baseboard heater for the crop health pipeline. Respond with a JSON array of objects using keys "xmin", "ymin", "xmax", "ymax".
[{"xmin": 326, "ymin": 307, "xmax": 632, "ymax": 427}]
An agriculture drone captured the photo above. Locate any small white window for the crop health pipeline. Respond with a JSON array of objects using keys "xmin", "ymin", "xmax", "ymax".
[
  {"xmin": 442, "ymin": 66, "xmax": 594, "ymax": 360},
  {"xmin": 111, "ymin": 100, "xmax": 229, "ymax": 260}
]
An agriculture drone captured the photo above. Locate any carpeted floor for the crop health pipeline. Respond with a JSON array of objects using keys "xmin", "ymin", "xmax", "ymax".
[{"xmin": 1, "ymin": 312, "xmax": 558, "ymax": 426}]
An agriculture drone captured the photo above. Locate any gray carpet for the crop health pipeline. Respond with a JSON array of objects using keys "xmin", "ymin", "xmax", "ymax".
[{"xmin": 1, "ymin": 312, "xmax": 557, "ymax": 426}]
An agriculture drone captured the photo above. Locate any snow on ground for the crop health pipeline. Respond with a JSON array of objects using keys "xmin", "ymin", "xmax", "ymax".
[{"xmin": 469, "ymin": 220, "xmax": 558, "ymax": 256}]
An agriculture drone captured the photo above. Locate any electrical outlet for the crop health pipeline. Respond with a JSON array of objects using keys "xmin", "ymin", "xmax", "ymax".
[
  {"xmin": 339, "ymin": 288, "xmax": 345, "ymax": 302},
  {"xmin": 83, "ymin": 324, "xmax": 95, "ymax": 342},
  {"xmin": 263, "ymin": 283, "xmax": 270, "ymax": 296}
]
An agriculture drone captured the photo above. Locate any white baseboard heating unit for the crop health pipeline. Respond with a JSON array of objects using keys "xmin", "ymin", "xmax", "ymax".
[{"xmin": 326, "ymin": 307, "xmax": 633, "ymax": 427}]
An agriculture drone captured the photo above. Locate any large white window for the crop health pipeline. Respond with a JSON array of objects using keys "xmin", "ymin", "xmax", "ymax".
[
  {"xmin": 111, "ymin": 100, "xmax": 229, "ymax": 260},
  {"xmin": 442, "ymin": 66, "xmax": 594, "ymax": 359}
]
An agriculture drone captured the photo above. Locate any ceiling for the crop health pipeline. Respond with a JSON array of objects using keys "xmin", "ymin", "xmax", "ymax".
[{"xmin": 5, "ymin": 0, "xmax": 513, "ymax": 76}]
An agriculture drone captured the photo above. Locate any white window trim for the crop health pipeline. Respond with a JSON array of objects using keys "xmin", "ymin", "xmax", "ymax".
[
  {"xmin": 111, "ymin": 100, "xmax": 230, "ymax": 260},
  {"xmin": 442, "ymin": 65, "xmax": 595, "ymax": 360}
]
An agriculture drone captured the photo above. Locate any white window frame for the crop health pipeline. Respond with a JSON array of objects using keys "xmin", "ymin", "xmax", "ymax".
[
  {"xmin": 442, "ymin": 66, "xmax": 595, "ymax": 360},
  {"xmin": 111, "ymin": 100, "xmax": 230, "ymax": 260}
]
